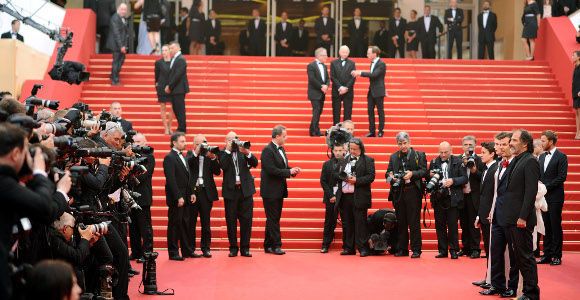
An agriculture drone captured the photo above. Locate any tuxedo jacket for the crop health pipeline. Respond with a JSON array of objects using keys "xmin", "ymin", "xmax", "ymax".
[
  {"xmin": 465, "ymin": 155, "xmax": 485, "ymax": 208},
  {"xmin": 502, "ymin": 152, "xmax": 541, "ymax": 230},
  {"xmin": 307, "ymin": 60, "xmax": 330, "ymax": 100},
  {"xmin": 220, "ymin": 150, "xmax": 259, "ymax": 199},
  {"xmin": 386, "ymin": 148, "xmax": 427, "ymax": 201},
  {"xmin": 539, "ymin": 149, "xmax": 568, "ymax": 203},
  {"xmin": 204, "ymin": 19, "xmax": 222, "ymax": 42},
  {"xmin": 188, "ymin": 153, "xmax": 221, "ymax": 201},
  {"xmin": 275, "ymin": 22, "xmax": 293, "ymax": 44},
  {"xmin": 334, "ymin": 154, "xmax": 376, "ymax": 209},
  {"xmin": 347, "ymin": 18, "xmax": 368, "ymax": 43},
  {"xmin": 478, "ymin": 161, "xmax": 498, "ymax": 224},
  {"xmin": 428, "ymin": 155, "xmax": 468, "ymax": 208},
  {"xmin": 388, "ymin": 18, "xmax": 407, "ymax": 41},
  {"xmin": 260, "ymin": 142, "xmax": 291, "ymax": 199},
  {"xmin": 163, "ymin": 150, "xmax": 193, "ymax": 207},
  {"xmin": 106, "ymin": 13, "xmax": 129, "ymax": 51},
  {"xmin": 320, "ymin": 158, "xmax": 340, "ymax": 204},
  {"xmin": 314, "ymin": 16, "xmax": 335, "ymax": 43},
  {"xmin": 444, "ymin": 8, "xmax": 464, "ymax": 30},
  {"xmin": 477, "ymin": 11, "xmax": 497, "ymax": 43},
  {"xmin": 373, "ymin": 29, "xmax": 389, "ymax": 54},
  {"xmin": 292, "ymin": 27, "xmax": 309, "ymax": 52},
  {"xmin": 0, "ymin": 32, "xmax": 24, "ymax": 42},
  {"xmin": 168, "ymin": 54, "xmax": 190, "ymax": 94},
  {"xmin": 247, "ymin": 19, "xmax": 267, "ymax": 45},
  {"xmin": 417, "ymin": 16, "xmax": 443, "ymax": 43},
  {"xmin": 361, "ymin": 59, "xmax": 386, "ymax": 98},
  {"xmin": 134, "ymin": 153, "xmax": 155, "ymax": 207},
  {"xmin": 330, "ymin": 58, "xmax": 356, "ymax": 97}
]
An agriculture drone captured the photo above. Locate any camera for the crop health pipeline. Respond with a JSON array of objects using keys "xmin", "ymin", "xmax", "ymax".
[
  {"xmin": 426, "ymin": 168, "xmax": 444, "ymax": 193},
  {"xmin": 121, "ymin": 188, "xmax": 142, "ymax": 211},
  {"xmin": 199, "ymin": 143, "xmax": 220, "ymax": 156},
  {"xmin": 325, "ymin": 123, "xmax": 352, "ymax": 149},
  {"xmin": 464, "ymin": 149, "xmax": 476, "ymax": 169},
  {"xmin": 8, "ymin": 114, "xmax": 41, "ymax": 133},
  {"xmin": 124, "ymin": 130, "xmax": 137, "ymax": 143},
  {"xmin": 24, "ymin": 84, "xmax": 60, "ymax": 117},
  {"xmin": 338, "ymin": 156, "xmax": 357, "ymax": 181},
  {"xmin": 132, "ymin": 145, "xmax": 153, "ymax": 155},
  {"xmin": 43, "ymin": 122, "xmax": 69, "ymax": 136},
  {"xmin": 99, "ymin": 110, "xmax": 120, "ymax": 123},
  {"xmin": 231, "ymin": 139, "xmax": 251, "ymax": 152},
  {"xmin": 389, "ymin": 171, "xmax": 406, "ymax": 189},
  {"xmin": 79, "ymin": 221, "xmax": 111, "ymax": 235}
]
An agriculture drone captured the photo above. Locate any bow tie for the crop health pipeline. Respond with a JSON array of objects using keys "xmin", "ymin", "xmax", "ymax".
[
  {"xmin": 483, "ymin": 165, "xmax": 488, "ymax": 171},
  {"xmin": 545, "ymin": 151, "xmax": 551, "ymax": 156},
  {"xmin": 501, "ymin": 160, "xmax": 510, "ymax": 168},
  {"xmin": 277, "ymin": 146, "xmax": 284, "ymax": 151},
  {"xmin": 318, "ymin": 62, "xmax": 323, "ymax": 65}
]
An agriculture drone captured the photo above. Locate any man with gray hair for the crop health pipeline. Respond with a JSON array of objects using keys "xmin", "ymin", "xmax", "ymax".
[
  {"xmin": 307, "ymin": 47, "xmax": 330, "ymax": 136},
  {"xmin": 330, "ymin": 45, "xmax": 356, "ymax": 125},
  {"xmin": 386, "ymin": 132, "xmax": 427, "ymax": 258}
]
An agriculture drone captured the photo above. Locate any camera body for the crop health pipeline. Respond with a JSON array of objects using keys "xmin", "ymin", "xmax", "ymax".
[
  {"xmin": 199, "ymin": 143, "xmax": 220, "ymax": 156},
  {"xmin": 326, "ymin": 124, "xmax": 352, "ymax": 149},
  {"xmin": 426, "ymin": 168, "xmax": 444, "ymax": 193},
  {"xmin": 338, "ymin": 156, "xmax": 357, "ymax": 181},
  {"xmin": 231, "ymin": 139, "xmax": 251, "ymax": 152}
]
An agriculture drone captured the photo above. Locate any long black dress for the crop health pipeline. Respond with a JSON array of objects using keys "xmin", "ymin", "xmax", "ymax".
[
  {"xmin": 188, "ymin": 9, "xmax": 205, "ymax": 43},
  {"xmin": 154, "ymin": 58, "xmax": 171, "ymax": 103},
  {"xmin": 406, "ymin": 20, "xmax": 419, "ymax": 51},
  {"xmin": 522, "ymin": 2, "xmax": 540, "ymax": 39}
]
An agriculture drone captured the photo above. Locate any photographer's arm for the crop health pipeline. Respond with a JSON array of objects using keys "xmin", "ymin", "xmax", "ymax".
[
  {"xmin": 50, "ymin": 229, "xmax": 91, "ymax": 266},
  {"xmin": 82, "ymin": 164, "xmax": 109, "ymax": 190},
  {"xmin": 136, "ymin": 155, "xmax": 156, "ymax": 184},
  {"xmin": 210, "ymin": 156, "xmax": 221, "ymax": 176},
  {"xmin": 246, "ymin": 153, "xmax": 259, "ymax": 168}
]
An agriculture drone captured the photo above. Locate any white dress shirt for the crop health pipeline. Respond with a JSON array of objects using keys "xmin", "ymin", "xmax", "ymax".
[
  {"xmin": 483, "ymin": 10, "xmax": 490, "ymax": 28},
  {"xmin": 272, "ymin": 141, "xmax": 287, "ymax": 167},
  {"xmin": 424, "ymin": 15, "xmax": 431, "ymax": 32},
  {"xmin": 544, "ymin": 147, "xmax": 557, "ymax": 172},
  {"xmin": 323, "ymin": 17, "xmax": 328, "ymax": 26},
  {"xmin": 316, "ymin": 59, "xmax": 325, "ymax": 82},
  {"xmin": 482, "ymin": 160, "xmax": 496, "ymax": 184},
  {"xmin": 370, "ymin": 58, "xmax": 379, "ymax": 73},
  {"xmin": 173, "ymin": 148, "xmax": 188, "ymax": 170},
  {"xmin": 354, "ymin": 18, "xmax": 361, "ymax": 29},
  {"xmin": 170, "ymin": 51, "xmax": 182, "ymax": 69},
  {"xmin": 211, "ymin": 19, "xmax": 216, "ymax": 28},
  {"xmin": 282, "ymin": 22, "xmax": 287, "ymax": 31},
  {"xmin": 254, "ymin": 18, "xmax": 260, "ymax": 29},
  {"xmin": 452, "ymin": 8, "xmax": 456, "ymax": 19}
]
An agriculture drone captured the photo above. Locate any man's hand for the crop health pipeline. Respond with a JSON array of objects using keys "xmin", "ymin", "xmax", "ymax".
[
  {"xmin": 403, "ymin": 170, "xmax": 413, "ymax": 181},
  {"xmin": 32, "ymin": 147, "xmax": 46, "ymax": 173},
  {"xmin": 89, "ymin": 232, "xmax": 101, "ymax": 246},
  {"xmin": 321, "ymin": 84, "xmax": 328, "ymax": 93},
  {"xmin": 79, "ymin": 226, "xmax": 93, "ymax": 241},
  {"xmin": 351, "ymin": 70, "xmax": 361, "ymax": 77},
  {"xmin": 347, "ymin": 176, "xmax": 357, "ymax": 184},
  {"xmin": 210, "ymin": 36, "xmax": 216, "ymax": 45},
  {"xmin": 119, "ymin": 166, "xmax": 131, "ymax": 180},
  {"xmin": 121, "ymin": 47, "xmax": 127, "ymax": 54},
  {"xmin": 195, "ymin": 143, "xmax": 202, "ymax": 156},
  {"xmin": 338, "ymin": 86, "xmax": 348, "ymax": 95},
  {"xmin": 565, "ymin": 6, "xmax": 570, "ymax": 13},
  {"xmin": 177, "ymin": 197, "xmax": 185, "ymax": 207},
  {"xmin": 56, "ymin": 171, "xmax": 72, "ymax": 195},
  {"xmin": 329, "ymin": 196, "xmax": 336, "ymax": 203},
  {"xmin": 290, "ymin": 167, "xmax": 301, "ymax": 176},
  {"xmin": 99, "ymin": 157, "xmax": 111, "ymax": 166},
  {"xmin": 207, "ymin": 152, "xmax": 217, "ymax": 160},
  {"xmin": 239, "ymin": 147, "xmax": 250, "ymax": 155},
  {"xmin": 40, "ymin": 134, "xmax": 55, "ymax": 148},
  {"xmin": 443, "ymin": 178, "xmax": 454, "ymax": 188},
  {"xmin": 322, "ymin": 34, "xmax": 330, "ymax": 41},
  {"xmin": 474, "ymin": 216, "xmax": 480, "ymax": 228},
  {"xmin": 392, "ymin": 36, "xmax": 399, "ymax": 47},
  {"xmin": 87, "ymin": 123, "xmax": 101, "ymax": 138},
  {"xmin": 190, "ymin": 194, "xmax": 197, "ymax": 204},
  {"xmin": 517, "ymin": 218, "xmax": 527, "ymax": 228},
  {"xmin": 165, "ymin": 85, "xmax": 171, "ymax": 94}
]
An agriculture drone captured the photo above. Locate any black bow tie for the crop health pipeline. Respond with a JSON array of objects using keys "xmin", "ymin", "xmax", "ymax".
[
  {"xmin": 278, "ymin": 146, "xmax": 284, "ymax": 151},
  {"xmin": 545, "ymin": 151, "xmax": 551, "ymax": 156},
  {"xmin": 483, "ymin": 165, "xmax": 488, "ymax": 171}
]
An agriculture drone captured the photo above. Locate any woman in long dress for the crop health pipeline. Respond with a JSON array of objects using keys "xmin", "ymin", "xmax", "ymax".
[
  {"xmin": 135, "ymin": 0, "xmax": 162, "ymax": 54},
  {"xmin": 155, "ymin": 45, "xmax": 174, "ymax": 134}
]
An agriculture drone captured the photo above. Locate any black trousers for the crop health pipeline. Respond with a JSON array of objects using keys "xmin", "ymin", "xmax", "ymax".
[
  {"xmin": 309, "ymin": 97, "xmax": 325, "ymax": 135},
  {"xmin": 394, "ymin": 186, "xmax": 422, "ymax": 252},
  {"xmin": 189, "ymin": 189, "xmax": 213, "ymax": 251},
  {"xmin": 263, "ymin": 197, "xmax": 284, "ymax": 249},
  {"xmin": 390, "ymin": 42, "xmax": 405, "ymax": 58},
  {"xmin": 160, "ymin": 26, "xmax": 172, "ymax": 46},
  {"xmin": 421, "ymin": 39, "xmax": 437, "ymax": 59},
  {"xmin": 433, "ymin": 201, "xmax": 459, "ymax": 254},
  {"xmin": 167, "ymin": 204, "xmax": 193, "ymax": 256},
  {"xmin": 460, "ymin": 193, "xmax": 481, "ymax": 252},
  {"xmin": 171, "ymin": 93, "xmax": 187, "ymax": 133},
  {"xmin": 110, "ymin": 51, "xmax": 125, "ymax": 83},
  {"xmin": 481, "ymin": 222, "xmax": 491, "ymax": 256},
  {"xmin": 104, "ymin": 225, "xmax": 129, "ymax": 300},
  {"xmin": 129, "ymin": 205, "xmax": 153, "ymax": 258},
  {"xmin": 339, "ymin": 194, "xmax": 369, "ymax": 252},
  {"xmin": 506, "ymin": 226, "xmax": 540, "ymax": 300},
  {"xmin": 543, "ymin": 201, "xmax": 564, "ymax": 259},
  {"xmin": 98, "ymin": 26, "xmax": 110, "ymax": 53},
  {"xmin": 331, "ymin": 93, "xmax": 353, "ymax": 125},
  {"xmin": 447, "ymin": 29, "xmax": 462, "ymax": 59},
  {"xmin": 478, "ymin": 39, "xmax": 495, "ymax": 59},
  {"xmin": 490, "ymin": 223, "xmax": 519, "ymax": 291},
  {"xmin": 179, "ymin": 34, "xmax": 190, "ymax": 55},
  {"xmin": 367, "ymin": 92, "xmax": 385, "ymax": 133},
  {"xmin": 224, "ymin": 188, "xmax": 253, "ymax": 251},
  {"xmin": 322, "ymin": 201, "xmax": 337, "ymax": 248}
]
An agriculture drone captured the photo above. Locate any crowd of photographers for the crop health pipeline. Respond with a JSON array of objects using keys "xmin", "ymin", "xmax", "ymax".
[{"xmin": 0, "ymin": 91, "xmax": 154, "ymax": 300}]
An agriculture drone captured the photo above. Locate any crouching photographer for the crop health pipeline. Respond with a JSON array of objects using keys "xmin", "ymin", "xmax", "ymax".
[{"xmin": 367, "ymin": 209, "xmax": 398, "ymax": 255}]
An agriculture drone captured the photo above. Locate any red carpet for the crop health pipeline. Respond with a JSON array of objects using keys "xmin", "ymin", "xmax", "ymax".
[{"xmin": 128, "ymin": 251, "xmax": 580, "ymax": 299}]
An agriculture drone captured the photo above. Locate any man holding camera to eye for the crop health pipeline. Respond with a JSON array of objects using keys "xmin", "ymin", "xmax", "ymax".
[
  {"xmin": 320, "ymin": 143, "xmax": 346, "ymax": 253},
  {"xmin": 221, "ymin": 131, "xmax": 258, "ymax": 257},
  {"xmin": 386, "ymin": 132, "xmax": 426, "ymax": 258},
  {"xmin": 187, "ymin": 134, "xmax": 221, "ymax": 258},
  {"xmin": 428, "ymin": 141, "xmax": 468, "ymax": 259}
]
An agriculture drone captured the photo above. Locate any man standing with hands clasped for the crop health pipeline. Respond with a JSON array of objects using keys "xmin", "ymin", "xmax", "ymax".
[
  {"xmin": 307, "ymin": 47, "xmax": 330, "ymax": 137},
  {"xmin": 165, "ymin": 41, "xmax": 190, "ymax": 134},
  {"xmin": 352, "ymin": 46, "xmax": 386, "ymax": 137},
  {"xmin": 330, "ymin": 45, "xmax": 356, "ymax": 126}
]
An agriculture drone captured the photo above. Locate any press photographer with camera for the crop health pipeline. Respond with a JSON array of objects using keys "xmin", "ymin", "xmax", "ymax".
[
  {"xmin": 428, "ymin": 141, "xmax": 468, "ymax": 259},
  {"xmin": 367, "ymin": 208, "xmax": 398, "ymax": 255},
  {"xmin": 386, "ymin": 132, "xmax": 426, "ymax": 258},
  {"xmin": 319, "ymin": 143, "xmax": 346, "ymax": 253},
  {"xmin": 220, "ymin": 131, "xmax": 258, "ymax": 258},
  {"xmin": 187, "ymin": 134, "xmax": 221, "ymax": 258}
]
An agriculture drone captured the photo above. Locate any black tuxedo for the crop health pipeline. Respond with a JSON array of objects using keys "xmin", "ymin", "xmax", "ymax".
[
  {"xmin": 539, "ymin": 149, "xmax": 568, "ymax": 260},
  {"xmin": 205, "ymin": 19, "xmax": 224, "ymax": 55},
  {"xmin": 107, "ymin": 13, "xmax": 129, "ymax": 83},
  {"xmin": 553, "ymin": 0, "xmax": 576, "ymax": 16},
  {"xmin": 477, "ymin": 10, "xmax": 497, "ymax": 59},
  {"xmin": 220, "ymin": 150, "xmax": 259, "ymax": 252},
  {"xmin": 347, "ymin": 18, "xmax": 368, "ymax": 57},
  {"xmin": 320, "ymin": 158, "xmax": 340, "ymax": 248},
  {"xmin": 275, "ymin": 22, "xmax": 293, "ymax": 56},
  {"xmin": 163, "ymin": 150, "xmax": 194, "ymax": 257},
  {"xmin": 247, "ymin": 18, "xmax": 266, "ymax": 56},
  {"xmin": 0, "ymin": 31, "xmax": 24, "ymax": 42},
  {"xmin": 307, "ymin": 60, "xmax": 329, "ymax": 135},
  {"xmin": 361, "ymin": 58, "xmax": 386, "ymax": 134},
  {"xmin": 335, "ymin": 154, "xmax": 375, "ymax": 252},
  {"xmin": 178, "ymin": 16, "xmax": 190, "ymax": 54},
  {"xmin": 260, "ymin": 142, "xmax": 291, "ymax": 249},
  {"xmin": 388, "ymin": 18, "xmax": 407, "ymax": 58},
  {"xmin": 330, "ymin": 58, "xmax": 356, "ymax": 124},
  {"xmin": 459, "ymin": 155, "xmax": 485, "ymax": 254},
  {"xmin": 118, "ymin": 119, "xmax": 133, "ymax": 133},
  {"xmin": 129, "ymin": 153, "xmax": 155, "ymax": 258},
  {"xmin": 292, "ymin": 27, "xmax": 309, "ymax": 56},
  {"xmin": 417, "ymin": 15, "xmax": 443, "ymax": 59},
  {"xmin": 372, "ymin": 28, "xmax": 389, "ymax": 57},
  {"xmin": 477, "ymin": 161, "xmax": 498, "ymax": 255},
  {"xmin": 314, "ymin": 16, "xmax": 335, "ymax": 54},
  {"xmin": 168, "ymin": 53, "xmax": 190, "ymax": 132},
  {"xmin": 444, "ymin": 8, "xmax": 464, "ymax": 59}
]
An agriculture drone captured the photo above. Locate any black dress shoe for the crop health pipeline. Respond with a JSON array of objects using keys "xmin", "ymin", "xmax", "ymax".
[
  {"xmin": 186, "ymin": 253, "xmax": 202, "ymax": 258},
  {"xmin": 340, "ymin": 250, "xmax": 356, "ymax": 255},
  {"xmin": 479, "ymin": 287, "xmax": 503, "ymax": 295},
  {"xmin": 500, "ymin": 289, "xmax": 516, "ymax": 298},
  {"xmin": 273, "ymin": 248, "xmax": 286, "ymax": 255},
  {"xmin": 537, "ymin": 256, "xmax": 551, "ymax": 264},
  {"xmin": 359, "ymin": 250, "xmax": 370, "ymax": 257},
  {"xmin": 411, "ymin": 251, "xmax": 421, "ymax": 258},
  {"xmin": 228, "ymin": 250, "xmax": 238, "ymax": 257},
  {"xmin": 320, "ymin": 247, "xmax": 329, "ymax": 253},
  {"xmin": 472, "ymin": 279, "xmax": 486, "ymax": 286},
  {"xmin": 457, "ymin": 250, "xmax": 466, "ymax": 256},
  {"xmin": 365, "ymin": 132, "xmax": 375, "ymax": 137},
  {"xmin": 480, "ymin": 283, "xmax": 492, "ymax": 289},
  {"xmin": 202, "ymin": 250, "xmax": 212, "ymax": 258},
  {"xmin": 470, "ymin": 251, "xmax": 481, "ymax": 259},
  {"xmin": 241, "ymin": 250, "xmax": 252, "ymax": 257},
  {"xmin": 550, "ymin": 257, "xmax": 562, "ymax": 265},
  {"xmin": 435, "ymin": 252, "xmax": 448, "ymax": 258},
  {"xmin": 450, "ymin": 251, "xmax": 459, "ymax": 259},
  {"xmin": 394, "ymin": 251, "xmax": 408, "ymax": 257},
  {"xmin": 377, "ymin": 131, "xmax": 384, "ymax": 137},
  {"xmin": 264, "ymin": 247, "xmax": 274, "ymax": 254},
  {"xmin": 169, "ymin": 255, "xmax": 185, "ymax": 261}
]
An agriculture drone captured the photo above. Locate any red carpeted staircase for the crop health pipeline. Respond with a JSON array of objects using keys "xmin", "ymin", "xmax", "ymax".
[{"xmin": 81, "ymin": 55, "xmax": 580, "ymax": 251}]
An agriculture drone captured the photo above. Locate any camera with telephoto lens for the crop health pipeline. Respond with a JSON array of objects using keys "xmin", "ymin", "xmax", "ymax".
[
  {"xmin": 99, "ymin": 110, "xmax": 120, "ymax": 123},
  {"xmin": 464, "ymin": 148, "xmax": 476, "ymax": 169},
  {"xmin": 24, "ymin": 84, "xmax": 60, "ymax": 117},
  {"xmin": 325, "ymin": 123, "xmax": 352, "ymax": 148},
  {"xmin": 389, "ymin": 171, "xmax": 406, "ymax": 189},
  {"xmin": 426, "ymin": 168, "xmax": 444, "ymax": 193},
  {"xmin": 124, "ymin": 130, "xmax": 137, "ymax": 143},
  {"xmin": 132, "ymin": 145, "xmax": 153, "ymax": 155},
  {"xmin": 338, "ymin": 156, "xmax": 358, "ymax": 181},
  {"xmin": 53, "ymin": 135, "xmax": 85, "ymax": 154},
  {"xmin": 231, "ymin": 139, "xmax": 251, "ymax": 152},
  {"xmin": 199, "ymin": 143, "xmax": 220, "ymax": 156},
  {"xmin": 78, "ymin": 221, "xmax": 111, "ymax": 235},
  {"xmin": 122, "ymin": 188, "xmax": 142, "ymax": 211}
]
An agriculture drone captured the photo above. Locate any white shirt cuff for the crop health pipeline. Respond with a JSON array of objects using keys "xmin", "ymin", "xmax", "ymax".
[
  {"xmin": 247, "ymin": 153, "xmax": 252, "ymax": 158},
  {"xmin": 33, "ymin": 170, "xmax": 48, "ymax": 177}
]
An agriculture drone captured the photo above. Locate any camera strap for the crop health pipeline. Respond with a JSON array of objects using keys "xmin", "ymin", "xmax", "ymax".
[{"xmin": 422, "ymin": 191, "xmax": 432, "ymax": 228}]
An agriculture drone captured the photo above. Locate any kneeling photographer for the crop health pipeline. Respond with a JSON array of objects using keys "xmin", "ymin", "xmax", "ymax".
[
  {"xmin": 428, "ymin": 141, "xmax": 468, "ymax": 259},
  {"xmin": 367, "ymin": 208, "xmax": 398, "ymax": 255}
]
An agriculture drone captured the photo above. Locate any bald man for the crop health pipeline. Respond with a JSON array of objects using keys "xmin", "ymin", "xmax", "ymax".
[
  {"xmin": 110, "ymin": 101, "xmax": 133, "ymax": 133},
  {"xmin": 330, "ymin": 46, "xmax": 356, "ymax": 125},
  {"xmin": 220, "ymin": 131, "xmax": 258, "ymax": 257},
  {"xmin": 428, "ymin": 141, "xmax": 468, "ymax": 259}
]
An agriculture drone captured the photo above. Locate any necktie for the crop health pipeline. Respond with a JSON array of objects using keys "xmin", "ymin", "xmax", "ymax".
[{"xmin": 502, "ymin": 160, "xmax": 509, "ymax": 168}]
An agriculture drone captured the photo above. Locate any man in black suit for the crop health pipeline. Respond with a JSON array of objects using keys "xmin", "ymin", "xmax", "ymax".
[
  {"xmin": 335, "ymin": 138, "xmax": 375, "ymax": 257},
  {"xmin": 538, "ymin": 130, "xmax": 568, "ymax": 266},
  {"xmin": 417, "ymin": 5, "xmax": 443, "ymax": 59},
  {"xmin": 187, "ymin": 134, "xmax": 221, "ymax": 258},
  {"xmin": 95, "ymin": 0, "xmax": 116, "ymax": 53},
  {"xmin": 178, "ymin": 7, "xmax": 190, "ymax": 54},
  {"xmin": 475, "ymin": 142, "xmax": 498, "ymax": 259},
  {"xmin": 330, "ymin": 45, "xmax": 356, "ymax": 125},
  {"xmin": 386, "ymin": 132, "xmax": 427, "ymax": 258},
  {"xmin": 247, "ymin": 8, "xmax": 266, "ymax": 56},
  {"xmin": 352, "ymin": 46, "xmax": 386, "ymax": 137},
  {"xmin": 315, "ymin": 6, "xmax": 335, "ymax": 56},
  {"xmin": 260, "ymin": 125, "xmax": 302, "ymax": 255},
  {"xmin": 306, "ymin": 47, "xmax": 330, "ymax": 137},
  {"xmin": 163, "ymin": 132, "xmax": 195, "ymax": 261},
  {"xmin": 220, "ymin": 131, "xmax": 259, "ymax": 257},
  {"xmin": 444, "ymin": 0, "xmax": 464, "ymax": 59},
  {"xmin": 165, "ymin": 41, "xmax": 190, "ymax": 133},
  {"xmin": 320, "ymin": 144, "xmax": 347, "ymax": 253},
  {"xmin": 106, "ymin": 3, "xmax": 129, "ymax": 85},
  {"xmin": 1, "ymin": 20, "xmax": 24, "ymax": 42},
  {"xmin": 109, "ymin": 101, "xmax": 133, "ymax": 133},
  {"xmin": 553, "ymin": 0, "xmax": 576, "ymax": 16},
  {"xmin": 477, "ymin": 1, "xmax": 497, "ymax": 60},
  {"xmin": 347, "ymin": 7, "xmax": 368, "ymax": 58},
  {"xmin": 429, "ymin": 141, "xmax": 468, "ymax": 259},
  {"xmin": 389, "ymin": 8, "xmax": 407, "ymax": 58},
  {"xmin": 205, "ymin": 10, "xmax": 224, "ymax": 55},
  {"xmin": 373, "ymin": 20, "xmax": 389, "ymax": 57},
  {"xmin": 292, "ymin": 19, "xmax": 309, "ymax": 56},
  {"xmin": 275, "ymin": 11, "xmax": 293, "ymax": 56}
]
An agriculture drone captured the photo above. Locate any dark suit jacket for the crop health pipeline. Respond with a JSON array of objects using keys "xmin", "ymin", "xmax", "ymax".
[
  {"xmin": 465, "ymin": 155, "xmax": 485, "ymax": 209},
  {"xmin": 361, "ymin": 59, "xmax": 386, "ymax": 98},
  {"xmin": 163, "ymin": 150, "xmax": 193, "ymax": 207},
  {"xmin": 477, "ymin": 11, "xmax": 497, "ymax": 43},
  {"xmin": 388, "ymin": 18, "xmax": 407, "ymax": 43},
  {"xmin": 444, "ymin": 8, "xmax": 464, "ymax": 31},
  {"xmin": 428, "ymin": 155, "xmax": 468, "ymax": 208},
  {"xmin": 0, "ymin": 32, "xmax": 23, "ymax": 42},
  {"xmin": 292, "ymin": 27, "xmax": 309, "ymax": 52},
  {"xmin": 330, "ymin": 58, "xmax": 356, "ymax": 97},
  {"xmin": 134, "ymin": 152, "xmax": 155, "ymax": 207},
  {"xmin": 347, "ymin": 18, "xmax": 368, "ymax": 44},
  {"xmin": 320, "ymin": 158, "xmax": 340, "ymax": 204},
  {"xmin": 204, "ymin": 19, "xmax": 222, "ymax": 42},
  {"xmin": 503, "ymin": 152, "xmax": 541, "ymax": 230},
  {"xmin": 95, "ymin": 0, "xmax": 116, "ymax": 28},
  {"xmin": 314, "ymin": 16, "xmax": 335, "ymax": 44},
  {"xmin": 260, "ymin": 142, "xmax": 291, "ymax": 199},
  {"xmin": 106, "ymin": 13, "xmax": 129, "ymax": 52},
  {"xmin": 275, "ymin": 22, "xmax": 293, "ymax": 45},
  {"xmin": 553, "ymin": 0, "xmax": 576, "ymax": 16},
  {"xmin": 373, "ymin": 28, "xmax": 389, "ymax": 54},
  {"xmin": 220, "ymin": 150, "xmax": 259, "ymax": 199},
  {"xmin": 187, "ymin": 152, "xmax": 221, "ymax": 201},
  {"xmin": 168, "ymin": 53, "xmax": 190, "ymax": 94},
  {"xmin": 478, "ymin": 161, "xmax": 498, "ymax": 224},
  {"xmin": 417, "ymin": 15, "xmax": 443, "ymax": 43},
  {"xmin": 334, "ymin": 154, "xmax": 376, "ymax": 209},
  {"xmin": 155, "ymin": 59, "xmax": 171, "ymax": 95},
  {"xmin": 307, "ymin": 60, "xmax": 330, "ymax": 101},
  {"xmin": 386, "ymin": 148, "xmax": 427, "ymax": 201},
  {"xmin": 247, "ymin": 19, "xmax": 267, "ymax": 51},
  {"xmin": 539, "ymin": 149, "xmax": 568, "ymax": 203},
  {"xmin": 119, "ymin": 119, "xmax": 133, "ymax": 133}
]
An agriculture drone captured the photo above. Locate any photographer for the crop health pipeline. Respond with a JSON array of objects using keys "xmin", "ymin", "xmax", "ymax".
[
  {"xmin": 187, "ymin": 134, "xmax": 221, "ymax": 258},
  {"xmin": 386, "ymin": 132, "xmax": 427, "ymax": 258},
  {"xmin": 428, "ymin": 141, "xmax": 468, "ymax": 259},
  {"xmin": 367, "ymin": 208, "xmax": 398, "ymax": 255},
  {"xmin": 319, "ymin": 143, "xmax": 346, "ymax": 253}
]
